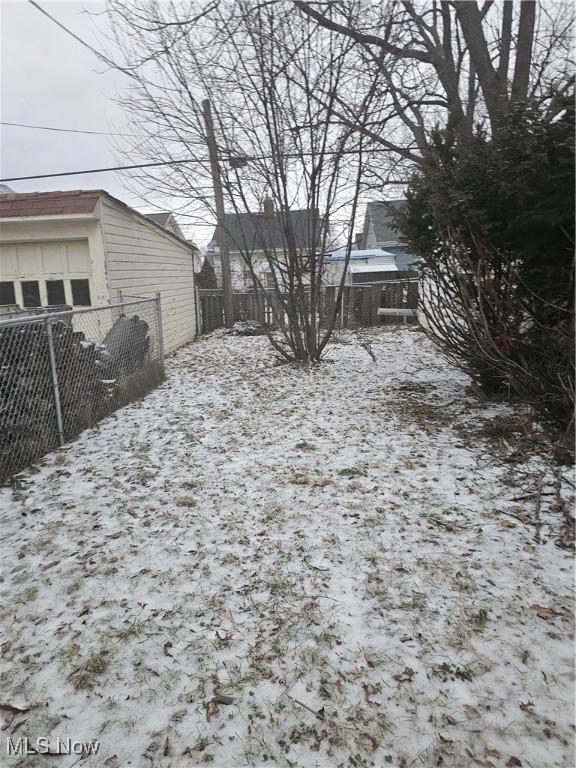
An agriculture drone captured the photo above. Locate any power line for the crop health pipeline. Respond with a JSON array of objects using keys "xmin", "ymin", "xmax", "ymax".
[
  {"xmin": 0, "ymin": 148, "xmax": 397, "ymax": 183},
  {"xmin": 0, "ymin": 120, "xmax": 134, "ymax": 137},
  {"xmin": 0, "ymin": 158, "xmax": 206, "ymax": 183},
  {"xmin": 27, "ymin": 0, "xmax": 138, "ymax": 82}
]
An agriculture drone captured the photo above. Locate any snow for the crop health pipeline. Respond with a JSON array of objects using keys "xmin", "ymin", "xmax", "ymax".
[
  {"xmin": 0, "ymin": 328, "xmax": 573, "ymax": 768},
  {"xmin": 350, "ymin": 263, "xmax": 398, "ymax": 274}
]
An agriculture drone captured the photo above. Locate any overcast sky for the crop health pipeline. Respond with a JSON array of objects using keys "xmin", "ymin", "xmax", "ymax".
[{"xmin": 0, "ymin": 1, "xmax": 191, "ymax": 227}]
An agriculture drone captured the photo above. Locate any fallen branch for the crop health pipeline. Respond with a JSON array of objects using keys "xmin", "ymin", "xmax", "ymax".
[
  {"xmin": 358, "ymin": 339, "xmax": 377, "ymax": 363},
  {"xmin": 0, "ymin": 702, "xmax": 40, "ymax": 715},
  {"xmin": 288, "ymin": 696, "xmax": 325, "ymax": 720}
]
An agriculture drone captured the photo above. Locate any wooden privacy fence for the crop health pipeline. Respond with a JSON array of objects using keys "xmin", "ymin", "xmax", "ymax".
[
  {"xmin": 198, "ymin": 279, "xmax": 419, "ymax": 333},
  {"xmin": 198, "ymin": 289, "xmax": 282, "ymax": 333},
  {"xmin": 327, "ymin": 279, "xmax": 419, "ymax": 328}
]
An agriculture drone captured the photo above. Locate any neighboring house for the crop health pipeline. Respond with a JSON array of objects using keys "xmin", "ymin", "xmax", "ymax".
[
  {"xmin": 360, "ymin": 200, "xmax": 418, "ymax": 271},
  {"xmin": 144, "ymin": 211, "xmax": 185, "ymax": 240},
  {"xmin": 0, "ymin": 190, "xmax": 198, "ymax": 353},
  {"xmin": 206, "ymin": 198, "xmax": 322, "ymax": 290},
  {"xmin": 145, "ymin": 211, "xmax": 203, "ymax": 271},
  {"xmin": 323, "ymin": 248, "xmax": 399, "ymax": 285},
  {"xmin": 194, "ymin": 257, "xmax": 218, "ymax": 289}
]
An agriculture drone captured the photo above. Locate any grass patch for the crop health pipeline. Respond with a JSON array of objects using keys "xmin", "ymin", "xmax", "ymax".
[
  {"xmin": 295, "ymin": 441, "xmax": 316, "ymax": 452},
  {"xmin": 338, "ymin": 467, "xmax": 366, "ymax": 478},
  {"xmin": 69, "ymin": 649, "xmax": 111, "ymax": 690}
]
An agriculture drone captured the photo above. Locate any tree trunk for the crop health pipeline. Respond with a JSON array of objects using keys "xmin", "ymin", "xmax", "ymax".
[
  {"xmin": 511, "ymin": 0, "xmax": 536, "ymax": 102},
  {"xmin": 498, "ymin": 0, "xmax": 513, "ymax": 90},
  {"xmin": 453, "ymin": 1, "xmax": 507, "ymax": 128}
]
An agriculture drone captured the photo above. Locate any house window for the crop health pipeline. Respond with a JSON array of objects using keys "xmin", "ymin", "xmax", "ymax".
[
  {"xmin": 22, "ymin": 280, "xmax": 41, "ymax": 307},
  {"xmin": 265, "ymin": 272, "xmax": 275, "ymax": 289},
  {"xmin": 0, "ymin": 281, "xmax": 16, "ymax": 306},
  {"xmin": 71, "ymin": 279, "xmax": 91, "ymax": 306},
  {"xmin": 46, "ymin": 280, "xmax": 66, "ymax": 306}
]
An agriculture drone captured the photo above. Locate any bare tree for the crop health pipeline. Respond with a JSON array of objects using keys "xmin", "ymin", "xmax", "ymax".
[
  {"xmin": 106, "ymin": 0, "xmax": 383, "ymax": 360},
  {"xmin": 295, "ymin": 0, "xmax": 574, "ymax": 433},
  {"xmin": 294, "ymin": 0, "xmax": 574, "ymax": 154}
]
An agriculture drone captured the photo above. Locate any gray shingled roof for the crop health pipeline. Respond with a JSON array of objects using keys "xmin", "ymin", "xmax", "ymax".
[
  {"xmin": 144, "ymin": 211, "xmax": 187, "ymax": 242},
  {"xmin": 366, "ymin": 200, "xmax": 405, "ymax": 244},
  {"xmin": 145, "ymin": 212, "xmax": 172, "ymax": 227},
  {"xmin": 210, "ymin": 209, "xmax": 320, "ymax": 252}
]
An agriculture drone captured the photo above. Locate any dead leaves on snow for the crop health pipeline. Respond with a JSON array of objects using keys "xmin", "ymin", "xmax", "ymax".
[
  {"xmin": 392, "ymin": 667, "xmax": 415, "ymax": 684},
  {"xmin": 361, "ymin": 682, "xmax": 380, "ymax": 704},
  {"xmin": 176, "ymin": 496, "xmax": 197, "ymax": 508},
  {"xmin": 466, "ymin": 747, "xmax": 523, "ymax": 768},
  {"xmin": 530, "ymin": 603, "xmax": 560, "ymax": 620},
  {"xmin": 287, "ymin": 472, "xmax": 331, "ymax": 487},
  {"xmin": 204, "ymin": 694, "xmax": 234, "ymax": 722}
]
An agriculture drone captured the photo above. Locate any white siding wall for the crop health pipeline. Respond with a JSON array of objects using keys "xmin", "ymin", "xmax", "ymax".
[
  {"xmin": 213, "ymin": 250, "xmax": 297, "ymax": 290},
  {"xmin": 101, "ymin": 199, "xmax": 197, "ymax": 353}
]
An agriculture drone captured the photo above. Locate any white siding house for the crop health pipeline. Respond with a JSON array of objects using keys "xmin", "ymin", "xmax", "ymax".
[
  {"xmin": 323, "ymin": 248, "xmax": 398, "ymax": 285},
  {"xmin": 0, "ymin": 190, "xmax": 197, "ymax": 353},
  {"xmin": 206, "ymin": 199, "xmax": 322, "ymax": 290}
]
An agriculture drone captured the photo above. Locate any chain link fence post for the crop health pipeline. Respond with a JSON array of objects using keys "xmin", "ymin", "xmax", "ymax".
[
  {"xmin": 195, "ymin": 285, "xmax": 202, "ymax": 338},
  {"xmin": 45, "ymin": 317, "xmax": 65, "ymax": 446},
  {"xmin": 155, "ymin": 292, "xmax": 165, "ymax": 370}
]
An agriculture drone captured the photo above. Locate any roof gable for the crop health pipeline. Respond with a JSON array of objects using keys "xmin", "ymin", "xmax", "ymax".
[
  {"xmin": 145, "ymin": 212, "xmax": 172, "ymax": 226},
  {"xmin": 144, "ymin": 211, "xmax": 186, "ymax": 241},
  {"xmin": 211, "ymin": 208, "xmax": 321, "ymax": 252},
  {"xmin": 366, "ymin": 200, "xmax": 405, "ymax": 244}
]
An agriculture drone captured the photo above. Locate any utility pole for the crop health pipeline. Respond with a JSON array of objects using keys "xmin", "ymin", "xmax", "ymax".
[{"xmin": 202, "ymin": 98, "xmax": 234, "ymax": 328}]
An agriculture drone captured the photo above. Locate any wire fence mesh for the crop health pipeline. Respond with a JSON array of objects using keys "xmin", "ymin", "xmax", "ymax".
[
  {"xmin": 0, "ymin": 297, "xmax": 164, "ymax": 484},
  {"xmin": 198, "ymin": 279, "xmax": 419, "ymax": 333},
  {"xmin": 327, "ymin": 279, "xmax": 419, "ymax": 327}
]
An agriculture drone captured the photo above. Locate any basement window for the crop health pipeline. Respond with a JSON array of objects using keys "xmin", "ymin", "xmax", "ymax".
[
  {"xmin": 22, "ymin": 280, "xmax": 41, "ymax": 307},
  {"xmin": 46, "ymin": 280, "xmax": 66, "ymax": 306},
  {"xmin": 71, "ymin": 279, "xmax": 91, "ymax": 306},
  {"xmin": 0, "ymin": 281, "xmax": 16, "ymax": 306}
]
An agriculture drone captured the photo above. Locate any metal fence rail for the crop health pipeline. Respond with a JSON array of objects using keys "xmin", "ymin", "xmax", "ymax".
[
  {"xmin": 0, "ymin": 296, "xmax": 164, "ymax": 484},
  {"xmin": 198, "ymin": 279, "xmax": 419, "ymax": 333}
]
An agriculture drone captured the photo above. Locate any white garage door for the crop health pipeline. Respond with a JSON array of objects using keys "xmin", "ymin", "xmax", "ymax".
[{"xmin": 0, "ymin": 240, "xmax": 93, "ymax": 308}]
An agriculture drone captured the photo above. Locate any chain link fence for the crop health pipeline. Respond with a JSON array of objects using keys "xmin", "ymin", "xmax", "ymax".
[
  {"xmin": 0, "ymin": 296, "xmax": 164, "ymax": 484},
  {"xmin": 325, "ymin": 279, "xmax": 419, "ymax": 327},
  {"xmin": 199, "ymin": 279, "xmax": 419, "ymax": 333}
]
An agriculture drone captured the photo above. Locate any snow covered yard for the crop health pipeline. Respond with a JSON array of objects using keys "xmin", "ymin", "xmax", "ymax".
[{"xmin": 0, "ymin": 327, "xmax": 573, "ymax": 768}]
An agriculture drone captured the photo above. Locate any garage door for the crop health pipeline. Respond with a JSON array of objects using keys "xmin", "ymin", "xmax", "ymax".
[{"xmin": 0, "ymin": 240, "xmax": 93, "ymax": 308}]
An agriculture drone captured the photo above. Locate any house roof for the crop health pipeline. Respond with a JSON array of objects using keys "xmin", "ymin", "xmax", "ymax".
[
  {"xmin": 211, "ymin": 209, "xmax": 320, "ymax": 252},
  {"xmin": 350, "ymin": 263, "xmax": 398, "ymax": 274},
  {"xmin": 144, "ymin": 212, "xmax": 173, "ymax": 227},
  {"xmin": 0, "ymin": 190, "xmax": 198, "ymax": 252},
  {"xmin": 325, "ymin": 248, "xmax": 395, "ymax": 262},
  {"xmin": 144, "ymin": 211, "xmax": 187, "ymax": 241},
  {"xmin": 365, "ymin": 200, "xmax": 405, "ymax": 244},
  {"xmin": 0, "ymin": 190, "xmax": 100, "ymax": 217}
]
